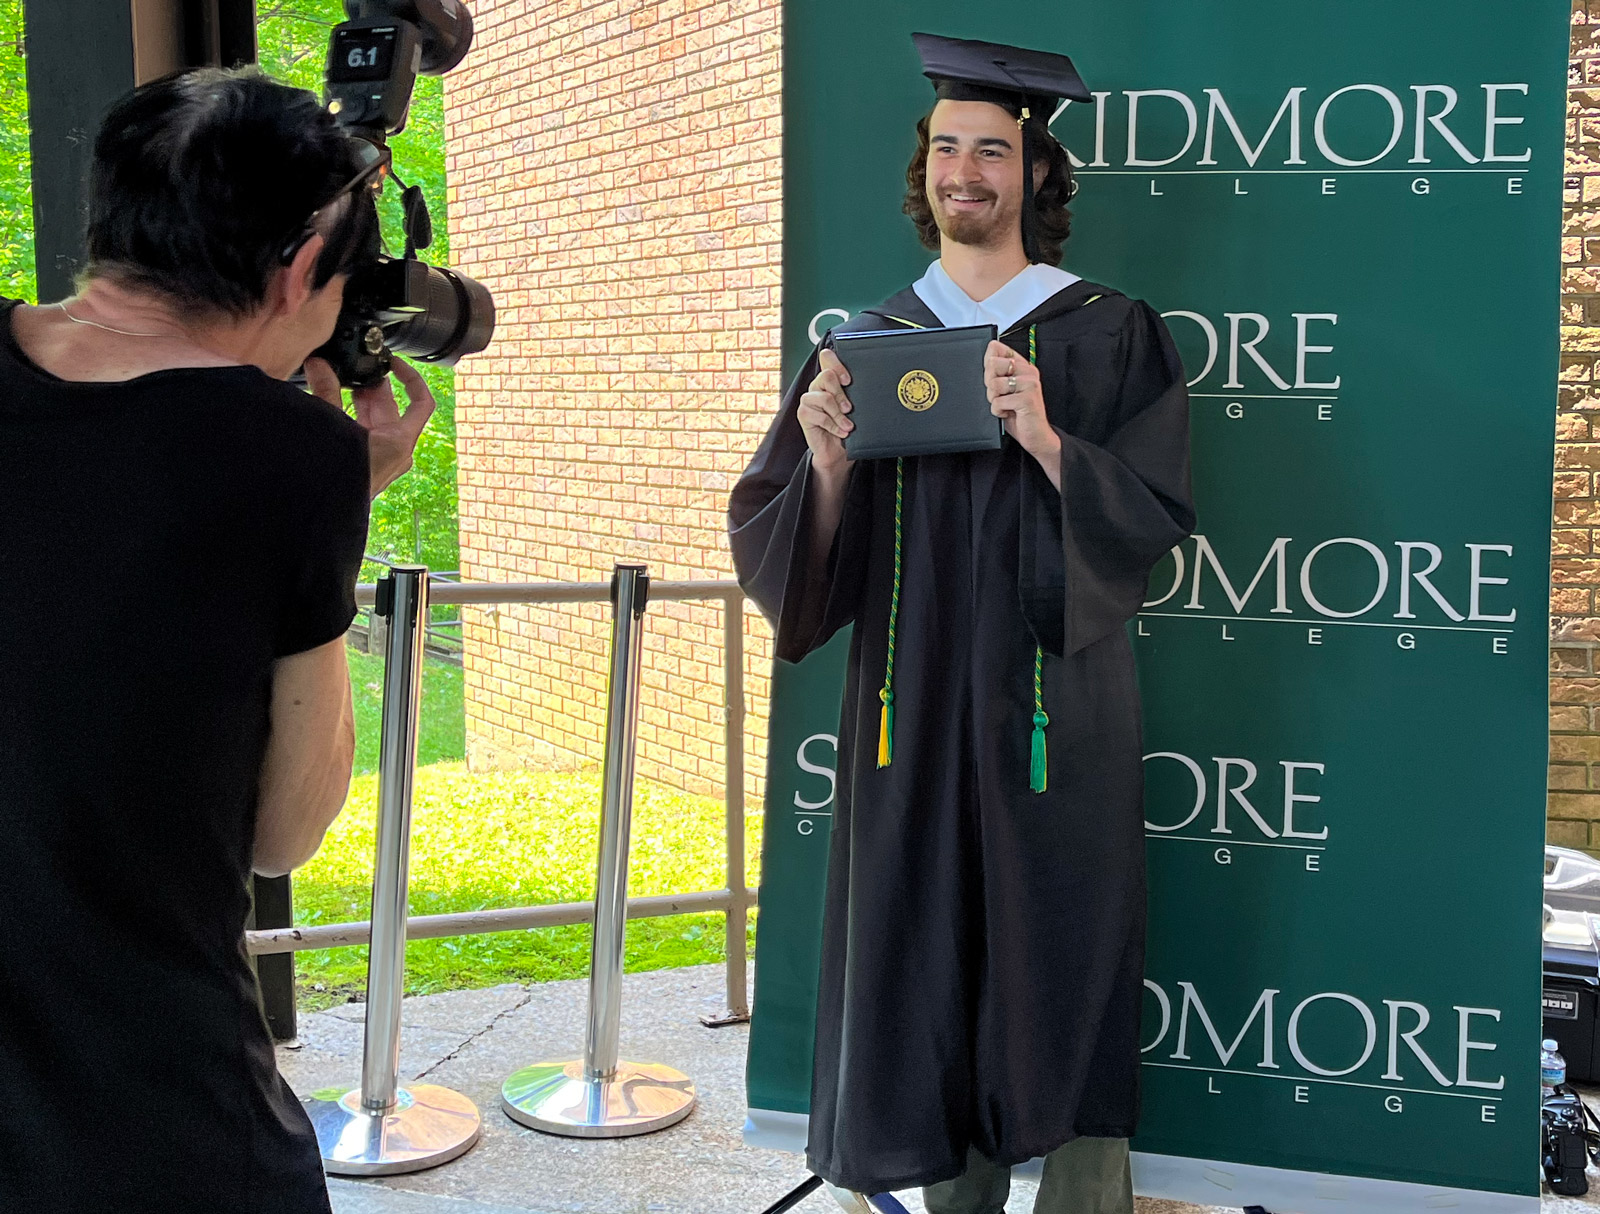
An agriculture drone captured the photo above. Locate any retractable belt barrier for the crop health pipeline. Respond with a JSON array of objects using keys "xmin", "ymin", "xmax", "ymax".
[
  {"xmin": 303, "ymin": 566, "xmax": 484, "ymax": 1174},
  {"xmin": 500, "ymin": 563, "xmax": 700, "ymax": 1136}
]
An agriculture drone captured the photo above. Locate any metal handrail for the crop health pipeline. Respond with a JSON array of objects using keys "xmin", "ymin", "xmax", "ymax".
[{"xmin": 245, "ymin": 577, "xmax": 754, "ymax": 1023}]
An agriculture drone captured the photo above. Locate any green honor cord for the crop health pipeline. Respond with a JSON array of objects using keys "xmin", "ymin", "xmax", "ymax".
[
  {"xmin": 877, "ymin": 327, "xmax": 1048, "ymax": 794},
  {"xmin": 1028, "ymin": 325, "xmax": 1048, "ymax": 794}
]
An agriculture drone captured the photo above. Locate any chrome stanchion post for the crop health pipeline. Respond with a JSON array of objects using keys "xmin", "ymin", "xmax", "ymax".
[
  {"xmin": 303, "ymin": 567, "xmax": 482, "ymax": 1174},
  {"xmin": 501, "ymin": 563, "xmax": 698, "ymax": 1137}
]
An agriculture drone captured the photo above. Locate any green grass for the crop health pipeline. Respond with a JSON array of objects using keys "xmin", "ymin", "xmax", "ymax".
[
  {"xmin": 346, "ymin": 646, "xmax": 465, "ymax": 774},
  {"xmin": 291, "ymin": 764, "xmax": 761, "ymax": 1012}
]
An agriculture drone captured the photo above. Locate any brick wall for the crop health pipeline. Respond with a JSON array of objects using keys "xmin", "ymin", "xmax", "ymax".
[
  {"xmin": 444, "ymin": 0, "xmax": 784, "ymax": 798},
  {"xmin": 1551, "ymin": 2, "xmax": 1600, "ymax": 853}
]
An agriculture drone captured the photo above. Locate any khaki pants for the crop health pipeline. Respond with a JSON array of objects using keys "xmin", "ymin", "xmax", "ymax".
[{"xmin": 922, "ymin": 1139, "xmax": 1134, "ymax": 1214}]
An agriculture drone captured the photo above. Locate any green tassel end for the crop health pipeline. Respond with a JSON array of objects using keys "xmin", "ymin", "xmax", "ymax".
[
  {"xmin": 1029, "ymin": 710, "xmax": 1049, "ymax": 794},
  {"xmin": 878, "ymin": 689, "xmax": 895, "ymax": 769}
]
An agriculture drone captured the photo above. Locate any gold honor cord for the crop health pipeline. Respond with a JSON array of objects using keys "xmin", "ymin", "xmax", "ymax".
[{"xmin": 878, "ymin": 458, "xmax": 904, "ymax": 768}]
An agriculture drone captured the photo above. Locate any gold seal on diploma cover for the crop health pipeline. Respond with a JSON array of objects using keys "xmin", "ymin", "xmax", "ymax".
[{"xmin": 898, "ymin": 369, "xmax": 939, "ymax": 412}]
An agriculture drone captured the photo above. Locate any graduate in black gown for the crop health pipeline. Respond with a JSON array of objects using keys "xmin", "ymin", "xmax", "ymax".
[{"xmin": 729, "ymin": 35, "xmax": 1195, "ymax": 1214}]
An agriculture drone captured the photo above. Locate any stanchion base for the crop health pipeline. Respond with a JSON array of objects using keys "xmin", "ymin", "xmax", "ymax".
[
  {"xmin": 500, "ymin": 1058, "xmax": 696, "ymax": 1138},
  {"xmin": 303, "ymin": 1085, "xmax": 482, "ymax": 1175}
]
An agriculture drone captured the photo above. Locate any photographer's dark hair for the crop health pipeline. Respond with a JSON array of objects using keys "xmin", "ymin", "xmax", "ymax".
[
  {"xmin": 86, "ymin": 68, "xmax": 378, "ymax": 318},
  {"xmin": 902, "ymin": 111, "xmax": 1076, "ymax": 266}
]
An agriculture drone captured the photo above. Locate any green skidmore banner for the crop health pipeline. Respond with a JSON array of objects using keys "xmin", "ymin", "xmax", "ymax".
[{"xmin": 746, "ymin": 2, "xmax": 1563, "ymax": 1208}]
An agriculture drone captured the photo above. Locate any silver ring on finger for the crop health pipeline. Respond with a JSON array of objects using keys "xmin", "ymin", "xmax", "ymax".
[{"xmin": 1007, "ymin": 375, "xmax": 1018, "ymax": 394}]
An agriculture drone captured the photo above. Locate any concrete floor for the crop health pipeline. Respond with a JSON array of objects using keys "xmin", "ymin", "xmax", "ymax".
[{"xmin": 276, "ymin": 964, "xmax": 1591, "ymax": 1214}]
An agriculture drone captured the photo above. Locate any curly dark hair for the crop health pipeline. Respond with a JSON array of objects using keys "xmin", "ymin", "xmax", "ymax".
[{"xmin": 902, "ymin": 111, "xmax": 1076, "ymax": 266}]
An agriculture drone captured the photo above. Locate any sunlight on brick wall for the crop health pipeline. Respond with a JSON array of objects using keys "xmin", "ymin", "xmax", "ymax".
[
  {"xmin": 444, "ymin": 0, "xmax": 783, "ymax": 801},
  {"xmin": 1549, "ymin": 1, "xmax": 1600, "ymax": 853}
]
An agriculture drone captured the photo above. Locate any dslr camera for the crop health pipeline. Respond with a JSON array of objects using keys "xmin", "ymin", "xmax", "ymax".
[
  {"xmin": 1543, "ymin": 1084, "xmax": 1598, "ymax": 1196},
  {"xmin": 314, "ymin": 0, "xmax": 494, "ymax": 386}
]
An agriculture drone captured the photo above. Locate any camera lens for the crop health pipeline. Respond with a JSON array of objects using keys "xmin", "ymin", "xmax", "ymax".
[{"xmin": 385, "ymin": 264, "xmax": 495, "ymax": 366}]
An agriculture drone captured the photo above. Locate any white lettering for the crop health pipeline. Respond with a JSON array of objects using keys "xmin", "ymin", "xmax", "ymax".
[
  {"xmin": 1395, "ymin": 542, "xmax": 1465, "ymax": 621},
  {"xmin": 1382, "ymin": 1001, "xmax": 1454, "ymax": 1087},
  {"xmin": 1411, "ymin": 177, "xmax": 1431, "ymax": 195},
  {"xmin": 1398, "ymin": 632, "xmax": 1416, "ymax": 650},
  {"xmin": 1161, "ymin": 310, "xmax": 1220, "ymax": 386},
  {"xmin": 1482, "ymin": 84, "xmax": 1532, "ymax": 163},
  {"xmin": 1198, "ymin": 88, "xmax": 1307, "ymax": 166},
  {"xmin": 794, "ymin": 734, "xmax": 839, "ymax": 810},
  {"xmin": 1466, "ymin": 544, "xmax": 1515, "ymax": 622},
  {"xmin": 1300, "ymin": 538, "xmax": 1389, "ymax": 618},
  {"xmin": 1225, "ymin": 313, "xmax": 1293, "ymax": 390},
  {"xmin": 808, "ymin": 309, "xmax": 850, "ymax": 346},
  {"xmin": 1142, "ymin": 979, "xmax": 1173, "ymax": 1053},
  {"xmin": 1409, "ymin": 86, "xmax": 1480, "ymax": 164},
  {"xmin": 1289, "ymin": 992, "xmax": 1379, "ymax": 1077},
  {"xmin": 1280, "ymin": 762, "xmax": 1328, "ymax": 840},
  {"xmin": 1174, "ymin": 983, "xmax": 1281, "ymax": 1068},
  {"xmin": 1215, "ymin": 757, "xmax": 1280, "ymax": 838},
  {"xmin": 1127, "ymin": 90, "xmax": 1200, "ymax": 167},
  {"xmin": 1186, "ymin": 535, "xmax": 1292, "ymax": 614},
  {"xmin": 1314, "ymin": 85, "xmax": 1406, "ymax": 167},
  {"xmin": 1455, "ymin": 1007, "xmax": 1505, "ymax": 1090},
  {"xmin": 1292, "ymin": 314, "xmax": 1341, "ymax": 389},
  {"xmin": 1144, "ymin": 752, "xmax": 1208, "ymax": 833}
]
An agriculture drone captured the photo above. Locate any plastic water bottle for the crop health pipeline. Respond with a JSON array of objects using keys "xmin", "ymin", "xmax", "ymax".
[{"xmin": 1543, "ymin": 1039, "xmax": 1568, "ymax": 1098}]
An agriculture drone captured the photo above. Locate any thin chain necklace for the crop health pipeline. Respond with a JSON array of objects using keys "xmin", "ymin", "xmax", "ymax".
[{"xmin": 55, "ymin": 301, "xmax": 173, "ymax": 339}]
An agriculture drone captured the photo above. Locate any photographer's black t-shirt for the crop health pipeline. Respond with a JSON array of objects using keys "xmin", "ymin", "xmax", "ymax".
[{"xmin": 0, "ymin": 300, "xmax": 369, "ymax": 1213}]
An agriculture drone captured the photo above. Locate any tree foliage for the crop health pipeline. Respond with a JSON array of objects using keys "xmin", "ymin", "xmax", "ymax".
[
  {"xmin": 258, "ymin": 1, "xmax": 460, "ymax": 575},
  {"xmin": 0, "ymin": 0, "xmax": 34, "ymax": 303},
  {"xmin": 0, "ymin": 3, "xmax": 460, "ymax": 574}
]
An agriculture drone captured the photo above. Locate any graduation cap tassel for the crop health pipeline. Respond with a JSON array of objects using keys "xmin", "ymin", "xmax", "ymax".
[
  {"xmin": 1018, "ymin": 107, "xmax": 1040, "ymax": 264},
  {"xmin": 878, "ymin": 458, "xmax": 905, "ymax": 770}
]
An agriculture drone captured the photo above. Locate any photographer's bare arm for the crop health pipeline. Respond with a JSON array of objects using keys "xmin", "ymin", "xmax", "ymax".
[
  {"xmin": 799, "ymin": 347, "xmax": 855, "ymax": 564},
  {"xmin": 253, "ymin": 639, "xmax": 357, "ymax": 877}
]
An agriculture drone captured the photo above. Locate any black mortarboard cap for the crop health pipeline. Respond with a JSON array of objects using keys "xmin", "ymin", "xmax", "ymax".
[
  {"xmin": 911, "ymin": 33, "xmax": 1091, "ymax": 264},
  {"xmin": 912, "ymin": 33, "xmax": 1092, "ymax": 116}
]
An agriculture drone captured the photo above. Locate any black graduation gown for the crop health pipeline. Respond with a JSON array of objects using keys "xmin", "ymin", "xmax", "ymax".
[{"xmin": 729, "ymin": 279, "xmax": 1195, "ymax": 1193}]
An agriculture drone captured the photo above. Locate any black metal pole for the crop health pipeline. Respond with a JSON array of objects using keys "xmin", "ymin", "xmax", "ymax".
[
  {"xmin": 22, "ymin": 0, "xmax": 255, "ymax": 302},
  {"xmin": 251, "ymin": 873, "xmax": 297, "ymax": 1041}
]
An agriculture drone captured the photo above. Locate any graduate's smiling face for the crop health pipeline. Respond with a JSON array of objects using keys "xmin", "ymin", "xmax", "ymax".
[{"xmin": 924, "ymin": 100, "xmax": 1046, "ymax": 253}]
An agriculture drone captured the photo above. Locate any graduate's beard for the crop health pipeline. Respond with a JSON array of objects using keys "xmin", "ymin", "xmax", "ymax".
[{"xmin": 931, "ymin": 188, "xmax": 1023, "ymax": 252}]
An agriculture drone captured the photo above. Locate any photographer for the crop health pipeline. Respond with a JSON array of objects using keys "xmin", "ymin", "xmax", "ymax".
[{"xmin": 0, "ymin": 69, "xmax": 433, "ymax": 1212}]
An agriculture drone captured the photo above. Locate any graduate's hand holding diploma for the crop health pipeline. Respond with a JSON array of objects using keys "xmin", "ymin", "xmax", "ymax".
[
  {"xmin": 799, "ymin": 348, "xmax": 855, "ymax": 477},
  {"xmin": 985, "ymin": 339, "xmax": 1062, "ymax": 491},
  {"xmin": 799, "ymin": 347, "xmax": 854, "ymax": 560}
]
